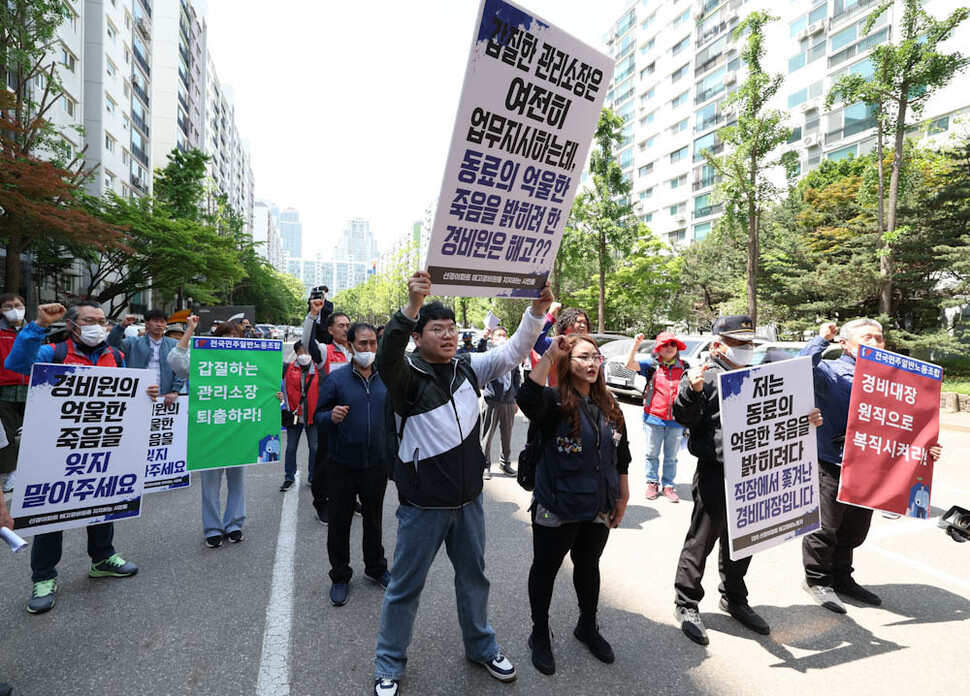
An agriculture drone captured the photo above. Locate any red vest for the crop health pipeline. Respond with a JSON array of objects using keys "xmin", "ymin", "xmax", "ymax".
[
  {"xmin": 644, "ymin": 359, "xmax": 687, "ymax": 421},
  {"xmin": 0, "ymin": 326, "xmax": 29, "ymax": 386},
  {"xmin": 324, "ymin": 344, "xmax": 348, "ymax": 375},
  {"xmin": 284, "ymin": 361, "xmax": 318, "ymax": 419},
  {"xmin": 57, "ymin": 340, "xmax": 123, "ymax": 367}
]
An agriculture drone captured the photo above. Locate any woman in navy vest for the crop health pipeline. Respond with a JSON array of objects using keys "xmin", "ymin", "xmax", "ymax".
[{"xmin": 516, "ymin": 334, "xmax": 630, "ymax": 676}]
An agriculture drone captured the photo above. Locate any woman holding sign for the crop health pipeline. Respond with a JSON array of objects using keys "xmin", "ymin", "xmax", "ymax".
[{"xmin": 516, "ymin": 333, "xmax": 630, "ymax": 676}]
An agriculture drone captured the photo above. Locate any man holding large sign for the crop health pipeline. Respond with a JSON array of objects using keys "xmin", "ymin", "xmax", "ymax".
[
  {"xmin": 423, "ymin": 0, "xmax": 614, "ymax": 299},
  {"xmin": 4, "ymin": 302, "xmax": 156, "ymax": 615},
  {"xmin": 800, "ymin": 320, "xmax": 942, "ymax": 614}
]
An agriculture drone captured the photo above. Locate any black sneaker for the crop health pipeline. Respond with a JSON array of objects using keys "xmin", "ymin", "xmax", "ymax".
[
  {"xmin": 316, "ymin": 506, "xmax": 329, "ymax": 525},
  {"xmin": 528, "ymin": 627, "xmax": 555, "ymax": 675},
  {"xmin": 27, "ymin": 579, "xmax": 57, "ymax": 614},
  {"xmin": 0, "ymin": 680, "xmax": 12, "ymax": 696},
  {"xmin": 355, "ymin": 501, "xmax": 363, "ymax": 517},
  {"xmin": 674, "ymin": 605, "xmax": 709, "ymax": 646},
  {"xmin": 280, "ymin": 480, "xmax": 294, "ymax": 492},
  {"xmin": 89, "ymin": 554, "xmax": 138, "ymax": 578},
  {"xmin": 478, "ymin": 653, "xmax": 516, "ymax": 682},
  {"xmin": 205, "ymin": 535, "xmax": 223, "ymax": 549},
  {"xmin": 574, "ymin": 621, "xmax": 615, "ymax": 663},
  {"xmin": 718, "ymin": 597, "xmax": 770, "ymax": 635},
  {"xmin": 834, "ymin": 577, "xmax": 882, "ymax": 606},
  {"xmin": 227, "ymin": 530, "xmax": 244, "ymax": 544},
  {"xmin": 500, "ymin": 462, "xmax": 517, "ymax": 476},
  {"xmin": 364, "ymin": 571, "xmax": 391, "ymax": 590},
  {"xmin": 373, "ymin": 678, "xmax": 399, "ymax": 696},
  {"xmin": 330, "ymin": 582, "xmax": 348, "ymax": 607}
]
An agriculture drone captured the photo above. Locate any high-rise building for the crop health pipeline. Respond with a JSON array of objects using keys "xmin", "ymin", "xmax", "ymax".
[
  {"xmin": 279, "ymin": 207, "xmax": 303, "ymax": 260},
  {"xmin": 602, "ymin": 0, "xmax": 970, "ymax": 248},
  {"xmin": 334, "ymin": 217, "xmax": 379, "ymax": 264},
  {"xmin": 253, "ymin": 200, "xmax": 285, "ymax": 273}
]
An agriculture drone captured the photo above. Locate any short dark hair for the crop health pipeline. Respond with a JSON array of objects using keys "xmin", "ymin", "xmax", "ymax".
[
  {"xmin": 348, "ymin": 322, "xmax": 378, "ymax": 344},
  {"xmin": 556, "ymin": 307, "xmax": 590, "ymax": 336},
  {"xmin": 327, "ymin": 312, "xmax": 349, "ymax": 328},
  {"xmin": 415, "ymin": 302, "xmax": 456, "ymax": 335},
  {"xmin": 65, "ymin": 300, "xmax": 103, "ymax": 325},
  {"xmin": 213, "ymin": 321, "xmax": 240, "ymax": 338},
  {"xmin": 0, "ymin": 293, "xmax": 24, "ymax": 306},
  {"xmin": 144, "ymin": 309, "xmax": 167, "ymax": 322},
  {"xmin": 293, "ymin": 340, "xmax": 304, "ymax": 353}
]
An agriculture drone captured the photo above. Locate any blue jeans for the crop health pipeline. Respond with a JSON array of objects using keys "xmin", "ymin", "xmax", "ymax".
[
  {"xmin": 644, "ymin": 420, "xmax": 683, "ymax": 489},
  {"xmin": 200, "ymin": 467, "xmax": 246, "ymax": 537},
  {"xmin": 284, "ymin": 423, "xmax": 317, "ymax": 482},
  {"xmin": 30, "ymin": 523, "xmax": 115, "ymax": 582},
  {"xmin": 374, "ymin": 493, "xmax": 500, "ymax": 680}
]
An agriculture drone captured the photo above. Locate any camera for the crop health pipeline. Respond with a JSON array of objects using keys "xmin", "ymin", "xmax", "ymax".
[
  {"xmin": 939, "ymin": 505, "xmax": 970, "ymax": 543},
  {"xmin": 308, "ymin": 286, "xmax": 329, "ymax": 312}
]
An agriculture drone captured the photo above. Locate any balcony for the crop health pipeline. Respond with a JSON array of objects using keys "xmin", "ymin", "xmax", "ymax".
[
  {"xmin": 138, "ymin": 0, "xmax": 152, "ymax": 18},
  {"xmin": 824, "ymin": 117, "xmax": 877, "ymax": 145},
  {"xmin": 830, "ymin": 0, "xmax": 880, "ymax": 29},
  {"xmin": 132, "ymin": 144, "xmax": 149, "ymax": 166},
  {"xmin": 132, "ymin": 81, "xmax": 149, "ymax": 106},
  {"xmin": 694, "ymin": 203, "xmax": 723, "ymax": 219},
  {"xmin": 131, "ymin": 112, "xmax": 150, "ymax": 137},
  {"xmin": 695, "ymin": 84, "xmax": 725, "ymax": 105},
  {"xmin": 133, "ymin": 48, "xmax": 151, "ymax": 76},
  {"xmin": 695, "ymin": 50, "xmax": 729, "ymax": 77},
  {"xmin": 696, "ymin": 112, "xmax": 727, "ymax": 133},
  {"xmin": 135, "ymin": 15, "xmax": 152, "ymax": 41},
  {"xmin": 130, "ymin": 173, "xmax": 148, "ymax": 193},
  {"xmin": 829, "ymin": 28, "xmax": 889, "ymax": 68},
  {"xmin": 692, "ymin": 176, "xmax": 718, "ymax": 191}
]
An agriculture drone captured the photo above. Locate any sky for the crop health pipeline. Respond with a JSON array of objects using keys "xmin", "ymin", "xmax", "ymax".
[{"xmin": 204, "ymin": 0, "xmax": 632, "ymax": 259}]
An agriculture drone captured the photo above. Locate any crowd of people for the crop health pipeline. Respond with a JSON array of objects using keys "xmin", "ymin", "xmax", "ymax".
[{"xmin": 0, "ymin": 275, "xmax": 944, "ymax": 696}]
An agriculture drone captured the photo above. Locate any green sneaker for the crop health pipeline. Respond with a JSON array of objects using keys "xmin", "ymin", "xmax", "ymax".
[
  {"xmin": 89, "ymin": 553, "xmax": 138, "ymax": 578},
  {"xmin": 27, "ymin": 579, "xmax": 57, "ymax": 614}
]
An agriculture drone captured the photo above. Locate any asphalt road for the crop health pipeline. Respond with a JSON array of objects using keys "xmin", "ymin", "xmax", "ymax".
[{"xmin": 2, "ymin": 397, "xmax": 969, "ymax": 696}]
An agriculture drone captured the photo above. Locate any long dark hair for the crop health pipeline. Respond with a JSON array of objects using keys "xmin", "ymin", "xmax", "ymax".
[{"xmin": 554, "ymin": 334, "xmax": 624, "ymax": 437}]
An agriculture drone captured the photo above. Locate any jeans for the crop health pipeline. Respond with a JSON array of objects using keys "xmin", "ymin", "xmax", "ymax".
[
  {"xmin": 284, "ymin": 423, "xmax": 318, "ymax": 482},
  {"xmin": 374, "ymin": 493, "xmax": 500, "ymax": 680},
  {"xmin": 200, "ymin": 467, "xmax": 246, "ymax": 537},
  {"xmin": 643, "ymin": 420, "xmax": 683, "ymax": 488},
  {"xmin": 31, "ymin": 523, "xmax": 115, "ymax": 582}
]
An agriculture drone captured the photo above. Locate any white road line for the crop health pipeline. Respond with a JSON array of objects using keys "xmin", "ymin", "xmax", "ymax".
[
  {"xmin": 865, "ymin": 543, "xmax": 970, "ymax": 593},
  {"xmin": 256, "ymin": 478, "xmax": 300, "ymax": 696}
]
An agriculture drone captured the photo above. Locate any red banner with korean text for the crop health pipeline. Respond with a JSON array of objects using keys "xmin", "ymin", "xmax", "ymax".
[{"xmin": 837, "ymin": 345, "xmax": 942, "ymax": 517}]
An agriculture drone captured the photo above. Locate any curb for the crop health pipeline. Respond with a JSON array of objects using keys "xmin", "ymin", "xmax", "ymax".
[{"xmin": 941, "ymin": 420, "xmax": 970, "ymax": 434}]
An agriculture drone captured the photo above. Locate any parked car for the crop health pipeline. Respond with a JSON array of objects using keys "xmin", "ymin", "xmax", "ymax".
[
  {"xmin": 255, "ymin": 324, "xmax": 276, "ymax": 339},
  {"xmin": 603, "ymin": 335, "xmax": 718, "ymax": 400}
]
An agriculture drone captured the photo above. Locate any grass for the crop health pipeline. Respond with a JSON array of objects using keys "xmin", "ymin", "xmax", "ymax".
[{"xmin": 942, "ymin": 378, "xmax": 970, "ymax": 395}]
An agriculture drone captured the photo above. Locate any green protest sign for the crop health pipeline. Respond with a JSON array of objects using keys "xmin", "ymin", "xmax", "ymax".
[{"xmin": 186, "ymin": 336, "xmax": 283, "ymax": 471}]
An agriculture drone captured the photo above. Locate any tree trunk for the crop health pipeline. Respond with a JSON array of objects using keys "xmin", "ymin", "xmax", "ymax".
[
  {"xmin": 747, "ymin": 154, "xmax": 758, "ymax": 325},
  {"xmin": 598, "ymin": 227, "xmax": 606, "ymax": 333},
  {"xmin": 883, "ymin": 90, "xmax": 909, "ymax": 317},
  {"xmin": 4, "ymin": 237, "xmax": 23, "ymax": 295}
]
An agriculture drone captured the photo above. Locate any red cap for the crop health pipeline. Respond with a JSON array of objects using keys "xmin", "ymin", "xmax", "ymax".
[{"xmin": 653, "ymin": 331, "xmax": 686, "ymax": 353}]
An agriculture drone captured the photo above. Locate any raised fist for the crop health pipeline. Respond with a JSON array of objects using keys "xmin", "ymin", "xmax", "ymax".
[
  {"xmin": 309, "ymin": 298, "xmax": 325, "ymax": 317},
  {"xmin": 36, "ymin": 303, "xmax": 67, "ymax": 328}
]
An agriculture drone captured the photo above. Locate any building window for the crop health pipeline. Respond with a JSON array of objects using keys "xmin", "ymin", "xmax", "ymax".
[
  {"xmin": 60, "ymin": 47, "xmax": 77, "ymax": 73},
  {"xmin": 670, "ymin": 174, "xmax": 687, "ymax": 189},
  {"xmin": 670, "ymin": 118, "xmax": 689, "ymax": 135},
  {"xmin": 788, "ymin": 88, "xmax": 808, "ymax": 109},
  {"xmin": 638, "ymin": 163, "xmax": 653, "ymax": 178},
  {"xmin": 106, "ymin": 57, "xmax": 117, "ymax": 78},
  {"xmin": 671, "ymin": 63, "xmax": 690, "ymax": 83},
  {"xmin": 672, "ymin": 8, "xmax": 690, "ymax": 29},
  {"xmin": 671, "ymin": 91, "xmax": 689, "ymax": 108},
  {"xmin": 672, "ymin": 35, "xmax": 690, "ymax": 56},
  {"xmin": 105, "ymin": 135, "xmax": 115, "ymax": 153},
  {"xmin": 669, "ymin": 202, "xmax": 686, "ymax": 216},
  {"xmin": 61, "ymin": 95, "xmax": 76, "ymax": 117},
  {"xmin": 827, "ymin": 143, "xmax": 858, "ymax": 161},
  {"xmin": 640, "ymin": 62, "xmax": 656, "ymax": 80},
  {"xmin": 640, "ymin": 36, "xmax": 656, "ymax": 55},
  {"xmin": 694, "ymin": 222, "xmax": 712, "ymax": 241},
  {"xmin": 790, "ymin": 15, "xmax": 808, "ymax": 38},
  {"xmin": 670, "ymin": 146, "xmax": 688, "ymax": 164},
  {"xmin": 618, "ymin": 147, "xmax": 634, "ymax": 170},
  {"xmin": 641, "ymin": 186, "xmax": 654, "ymax": 199},
  {"xmin": 641, "ymin": 12, "xmax": 656, "ymax": 31},
  {"xmin": 642, "ymin": 212, "xmax": 653, "ymax": 223},
  {"xmin": 106, "ymin": 20, "xmax": 117, "ymax": 43},
  {"xmin": 105, "ymin": 93, "xmax": 116, "ymax": 114}
]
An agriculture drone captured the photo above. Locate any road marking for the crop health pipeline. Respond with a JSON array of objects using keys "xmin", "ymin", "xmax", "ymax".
[
  {"xmin": 256, "ymin": 476, "xmax": 300, "ymax": 696},
  {"xmin": 865, "ymin": 543, "xmax": 970, "ymax": 593}
]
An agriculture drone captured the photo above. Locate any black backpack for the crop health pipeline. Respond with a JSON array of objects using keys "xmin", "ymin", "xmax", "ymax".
[{"xmin": 516, "ymin": 397, "xmax": 558, "ymax": 491}]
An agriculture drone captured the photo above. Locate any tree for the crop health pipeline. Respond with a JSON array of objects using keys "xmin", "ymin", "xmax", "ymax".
[
  {"xmin": 705, "ymin": 11, "xmax": 798, "ymax": 325},
  {"xmin": 829, "ymin": 0, "xmax": 969, "ymax": 316},
  {"xmin": 569, "ymin": 108, "xmax": 639, "ymax": 332},
  {"xmin": 0, "ymin": 1, "xmax": 124, "ymax": 294}
]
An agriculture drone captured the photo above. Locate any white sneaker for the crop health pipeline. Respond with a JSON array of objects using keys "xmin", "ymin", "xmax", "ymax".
[
  {"xmin": 1, "ymin": 471, "xmax": 14, "ymax": 493},
  {"xmin": 479, "ymin": 653, "xmax": 516, "ymax": 682}
]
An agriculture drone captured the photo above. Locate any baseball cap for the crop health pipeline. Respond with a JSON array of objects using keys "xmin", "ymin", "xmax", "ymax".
[{"xmin": 712, "ymin": 315, "xmax": 756, "ymax": 341}]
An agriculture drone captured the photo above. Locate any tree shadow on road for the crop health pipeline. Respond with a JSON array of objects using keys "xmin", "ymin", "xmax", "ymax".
[
  {"xmin": 701, "ymin": 605, "xmax": 902, "ymax": 673},
  {"xmin": 873, "ymin": 583, "xmax": 970, "ymax": 626},
  {"xmin": 619, "ymin": 502, "xmax": 661, "ymax": 529}
]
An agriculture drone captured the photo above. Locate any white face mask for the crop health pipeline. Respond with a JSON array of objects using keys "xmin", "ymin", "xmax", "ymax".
[
  {"xmin": 296, "ymin": 353, "xmax": 312, "ymax": 366},
  {"xmin": 493, "ymin": 336, "xmax": 507, "ymax": 347},
  {"xmin": 3, "ymin": 308, "xmax": 25, "ymax": 324},
  {"xmin": 78, "ymin": 325, "xmax": 106, "ymax": 347},
  {"xmin": 722, "ymin": 343, "xmax": 754, "ymax": 367},
  {"xmin": 352, "ymin": 351, "xmax": 375, "ymax": 368}
]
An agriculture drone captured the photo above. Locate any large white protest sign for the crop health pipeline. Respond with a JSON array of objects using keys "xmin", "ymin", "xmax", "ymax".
[
  {"xmin": 10, "ymin": 364, "xmax": 154, "ymax": 535},
  {"xmin": 425, "ymin": 0, "xmax": 613, "ymax": 297},
  {"xmin": 144, "ymin": 397, "xmax": 190, "ymax": 493},
  {"xmin": 718, "ymin": 357, "xmax": 821, "ymax": 560}
]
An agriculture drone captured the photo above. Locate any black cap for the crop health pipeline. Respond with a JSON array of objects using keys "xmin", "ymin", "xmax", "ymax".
[
  {"xmin": 462, "ymin": 332, "xmax": 473, "ymax": 341},
  {"xmin": 712, "ymin": 315, "xmax": 756, "ymax": 340}
]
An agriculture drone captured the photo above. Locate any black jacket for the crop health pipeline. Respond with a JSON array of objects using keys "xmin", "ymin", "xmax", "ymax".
[{"xmin": 672, "ymin": 356, "xmax": 734, "ymax": 470}]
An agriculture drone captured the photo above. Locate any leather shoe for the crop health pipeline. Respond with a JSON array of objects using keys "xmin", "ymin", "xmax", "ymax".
[
  {"xmin": 528, "ymin": 627, "xmax": 555, "ymax": 675},
  {"xmin": 719, "ymin": 597, "xmax": 770, "ymax": 635},
  {"xmin": 834, "ymin": 577, "xmax": 882, "ymax": 605},
  {"xmin": 573, "ymin": 620, "xmax": 615, "ymax": 663}
]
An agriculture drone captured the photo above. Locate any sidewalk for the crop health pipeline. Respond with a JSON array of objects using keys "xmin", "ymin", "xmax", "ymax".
[{"xmin": 940, "ymin": 410, "xmax": 970, "ymax": 433}]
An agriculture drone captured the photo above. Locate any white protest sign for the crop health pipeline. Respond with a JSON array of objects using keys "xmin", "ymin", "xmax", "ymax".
[
  {"xmin": 425, "ymin": 0, "xmax": 613, "ymax": 297},
  {"xmin": 10, "ymin": 364, "xmax": 154, "ymax": 535},
  {"xmin": 144, "ymin": 397, "xmax": 190, "ymax": 493},
  {"xmin": 484, "ymin": 311, "xmax": 502, "ymax": 331},
  {"xmin": 718, "ymin": 356, "xmax": 821, "ymax": 560}
]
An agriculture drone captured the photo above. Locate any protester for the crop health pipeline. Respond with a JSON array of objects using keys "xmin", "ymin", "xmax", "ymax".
[
  {"xmin": 168, "ymin": 316, "xmax": 249, "ymax": 548},
  {"xmin": 371, "ymin": 270, "xmax": 553, "ymax": 696},
  {"xmin": 108, "ymin": 309, "xmax": 184, "ymax": 406},
  {"xmin": 625, "ymin": 332, "xmax": 690, "ymax": 503},
  {"xmin": 480, "ymin": 326, "xmax": 520, "ymax": 480},
  {"xmin": 457, "ymin": 332, "xmax": 477, "ymax": 354},
  {"xmin": 800, "ymin": 320, "xmax": 941, "ymax": 613},
  {"xmin": 530, "ymin": 304, "xmax": 590, "ymax": 386},
  {"xmin": 315, "ymin": 322, "xmax": 390, "ymax": 607},
  {"xmin": 164, "ymin": 325, "xmax": 185, "ymax": 341},
  {"xmin": 303, "ymin": 299, "xmax": 351, "ymax": 524},
  {"xmin": 5, "ymin": 302, "xmax": 148, "ymax": 614},
  {"xmin": 671, "ymin": 315, "xmax": 823, "ymax": 645},
  {"xmin": 0, "ymin": 294, "xmax": 28, "ymax": 494},
  {"xmin": 517, "ymin": 333, "xmax": 630, "ymax": 675},
  {"xmin": 280, "ymin": 342, "xmax": 319, "ymax": 492},
  {"xmin": 239, "ymin": 318, "xmax": 256, "ymax": 338}
]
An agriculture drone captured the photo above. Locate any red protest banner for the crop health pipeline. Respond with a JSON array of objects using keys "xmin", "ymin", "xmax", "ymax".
[{"xmin": 837, "ymin": 345, "xmax": 942, "ymax": 517}]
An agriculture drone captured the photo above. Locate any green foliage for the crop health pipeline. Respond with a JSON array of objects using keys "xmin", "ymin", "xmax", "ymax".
[{"xmin": 154, "ymin": 149, "xmax": 210, "ymax": 221}]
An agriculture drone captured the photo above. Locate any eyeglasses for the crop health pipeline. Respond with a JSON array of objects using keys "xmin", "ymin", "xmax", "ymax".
[
  {"xmin": 571, "ymin": 354, "xmax": 604, "ymax": 365},
  {"xmin": 427, "ymin": 326, "xmax": 458, "ymax": 337},
  {"xmin": 77, "ymin": 317, "xmax": 109, "ymax": 327}
]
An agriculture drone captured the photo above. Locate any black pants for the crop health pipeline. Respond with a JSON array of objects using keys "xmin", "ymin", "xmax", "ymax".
[
  {"xmin": 674, "ymin": 465, "xmax": 752, "ymax": 609},
  {"xmin": 311, "ymin": 430, "xmax": 329, "ymax": 518},
  {"xmin": 528, "ymin": 518, "xmax": 610, "ymax": 630},
  {"xmin": 0, "ymin": 399, "xmax": 24, "ymax": 475},
  {"xmin": 803, "ymin": 460, "xmax": 873, "ymax": 587},
  {"xmin": 327, "ymin": 464, "xmax": 388, "ymax": 583}
]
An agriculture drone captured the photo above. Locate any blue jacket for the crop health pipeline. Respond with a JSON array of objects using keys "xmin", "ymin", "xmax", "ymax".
[
  {"xmin": 800, "ymin": 335, "xmax": 853, "ymax": 465},
  {"xmin": 4, "ymin": 321, "xmax": 128, "ymax": 372},
  {"xmin": 314, "ymin": 364, "xmax": 388, "ymax": 470},
  {"xmin": 107, "ymin": 325, "xmax": 184, "ymax": 394}
]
